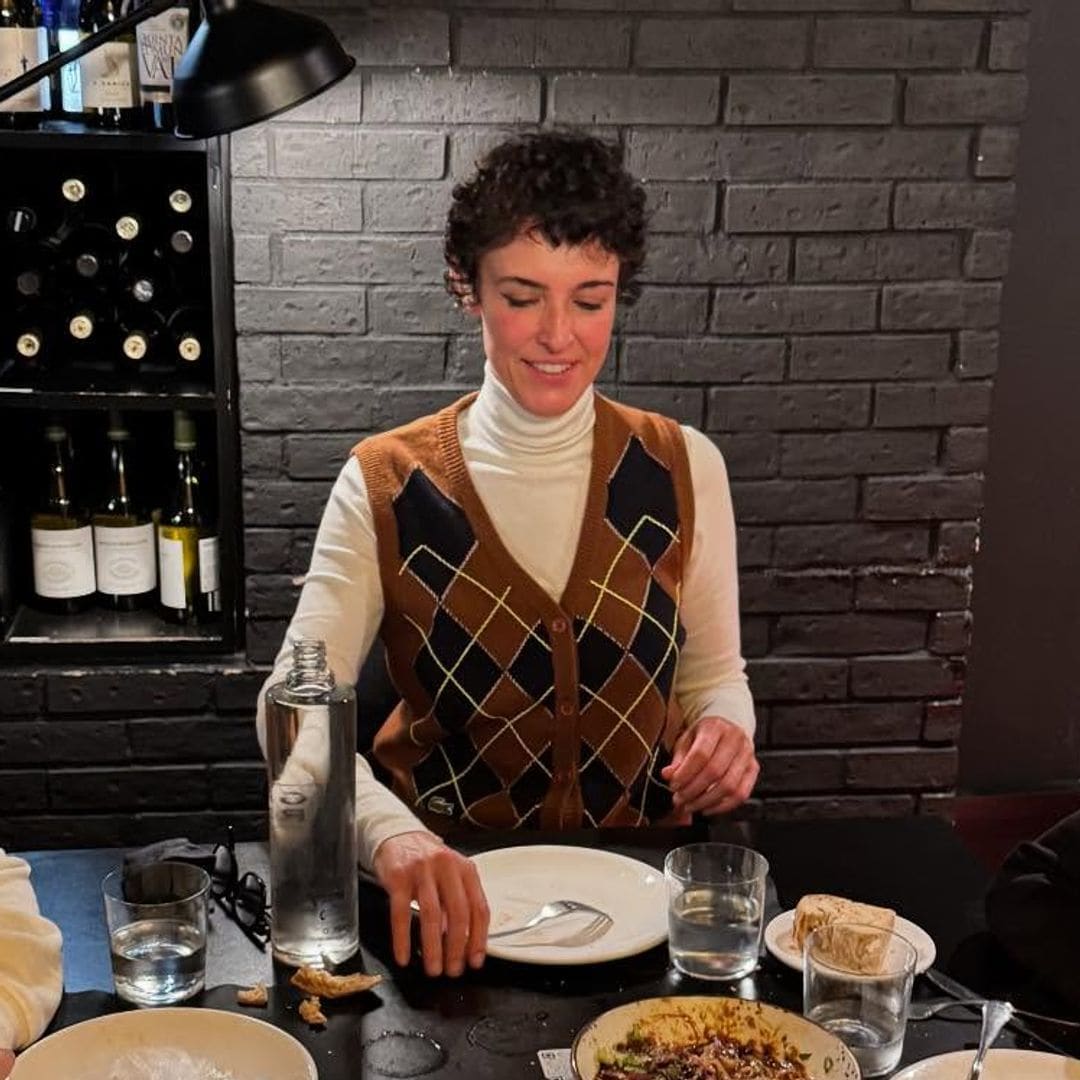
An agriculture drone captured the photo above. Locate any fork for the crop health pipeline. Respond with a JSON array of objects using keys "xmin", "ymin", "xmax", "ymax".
[
  {"xmin": 488, "ymin": 899, "xmax": 612, "ymax": 939},
  {"xmin": 909, "ymin": 997, "xmax": 1080, "ymax": 1028},
  {"xmin": 498, "ymin": 912, "xmax": 613, "ymax": 948}
]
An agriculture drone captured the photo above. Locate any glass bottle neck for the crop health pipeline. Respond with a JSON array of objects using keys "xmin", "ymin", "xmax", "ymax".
[
  {"xmin": 285, "ymin": 640, "xmax": 334, "ymax": 697},
  {"xmin": 46, "ymin": 440, "xmax": 72, "ymax": 514}
]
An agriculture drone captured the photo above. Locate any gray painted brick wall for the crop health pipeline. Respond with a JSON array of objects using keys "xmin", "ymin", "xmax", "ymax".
[{"xmin": 0, "ymin": 0, "xmax": 1031, "ymax": 848}]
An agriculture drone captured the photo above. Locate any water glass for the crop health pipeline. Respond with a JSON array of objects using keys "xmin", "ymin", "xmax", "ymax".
[
  {"xmin": 803, "ymin": 922, "xmax": 916, "ymax": 1077},
  {"xmin": 664, "ymin": 842, "xmax": 769, "ymax": 980},
  {"xmin": 102, "ymin": 861, "xmax": 211, "ymax": 1006}
]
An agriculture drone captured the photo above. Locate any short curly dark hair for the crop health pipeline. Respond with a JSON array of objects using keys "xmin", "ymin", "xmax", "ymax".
[{"xmin": 444, "ymin": 132, "xmax": 648, "ymax": 308}]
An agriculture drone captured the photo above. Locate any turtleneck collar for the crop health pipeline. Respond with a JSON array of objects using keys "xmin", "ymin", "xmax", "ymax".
[{"xmin": 468, "ymin": 362, "xmax": 595, "ymax": 456}]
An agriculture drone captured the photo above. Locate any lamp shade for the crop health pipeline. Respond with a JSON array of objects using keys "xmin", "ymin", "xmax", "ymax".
[{"xmin": 172, "ymin": 0, "xmax": 355, "ymax": 139}]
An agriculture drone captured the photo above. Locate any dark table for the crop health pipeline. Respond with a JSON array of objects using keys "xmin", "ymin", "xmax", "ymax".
[{"xmin": 19, "ymin": 816, "xmax": 1077, "ymax": 1078}]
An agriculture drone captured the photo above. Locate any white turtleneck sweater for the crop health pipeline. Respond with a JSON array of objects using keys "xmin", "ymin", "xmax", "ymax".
[
  {"xmin": 257, "ymin": 367, "xmax": 755, "ymax": 868},
  {"xmin": 0, "ymin": 851, "xmax": 63, "ymax": 1054}
]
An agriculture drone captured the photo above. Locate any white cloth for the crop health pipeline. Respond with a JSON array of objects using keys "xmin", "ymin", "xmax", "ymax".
[
  {"xmin": 257, "ymin": 365, "xmax": 755, "ymax": 869},
  {"xmin": 0, "ymin": 851, "xmax": 63, "ymax": 1053}
]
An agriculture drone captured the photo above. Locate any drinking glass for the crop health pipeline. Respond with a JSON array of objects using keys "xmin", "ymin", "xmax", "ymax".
[
  {"xmin": 803, "ymin": 922, "xmax": 916, "ymax": 1077},
  {"xmin": 102, "ymin": 861, "xmax": 211, "ymax": 1006},
  {"xmin": 664, "ymin": 842, "xmax": 769, "ymax": 980}
]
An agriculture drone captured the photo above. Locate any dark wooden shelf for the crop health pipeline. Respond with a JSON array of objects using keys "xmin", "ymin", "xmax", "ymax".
[
  {"xmin": 0, "ymin": 383, "xmax": 218, "ymax": 411},
  {"xmin": 0, "ymin": 120, "xmax": 206, "ymax": 151}
]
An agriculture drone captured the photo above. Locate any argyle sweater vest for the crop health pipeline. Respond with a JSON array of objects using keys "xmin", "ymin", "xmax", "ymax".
[{"xmin": 356, "ymin": 392, "xmax": 695, "ymax": 834}]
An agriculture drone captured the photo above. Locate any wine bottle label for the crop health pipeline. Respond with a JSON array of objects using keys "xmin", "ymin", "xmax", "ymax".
[
  {"xmin": 198, "ymin": 536, "xmax": 219, "ymax": 593},
  {"xmin": 58, "ymin": 30, "xmax": 85, "ymax": 114},
  {"xmin": 123, "ymin": 332, "xmax": 148, "ymax": 360},
  {"xmin": 158, "ymin": 533, "xmax": 190, "ymax": 609},
  {"xmin": 136, "ymin": 8, "xmax": 189, "ymax": 103},
  {"xmin": 16, "ymin": 332, "xmax": 41, "ymax": 358},
  {"xmin": 69, "ymin": 314, "xmax": 94, "ymax": 340},
  {"xmin": 94, "ymin": 523, "xmax": 156, "ymax": 595},
  {"xmin": 0, "ymin": 29, "xmax": 48, "ymax": 112},
  {"xmin": 177, "ymin": 334, "xmax": 202, "ymax": 362},
  {"xmin": 31, "ymin": 525, "xmax": 96, "ymax": 599},
  {"xmin": 80, "ymin": 41, "xmax": 137, "ymax": 110},
  {"xmin": 115, "ymin": 215, "xmax": 140, "ymax": 241},
  {"xmin": 169, "ymin": 189, "xmax": 192, "ymax": 214}
]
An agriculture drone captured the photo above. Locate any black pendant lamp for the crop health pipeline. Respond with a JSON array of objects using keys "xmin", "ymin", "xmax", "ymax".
[{"xmin": 173, "ymin": 0, "xmax": 355, "ymax": 139}]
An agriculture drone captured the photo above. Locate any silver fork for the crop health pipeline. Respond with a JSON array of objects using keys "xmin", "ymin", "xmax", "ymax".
[
  {"xmin": 909, "ymin": 998, "xmax": 1080, "ymax": 1028},
  {"xmin": 497, "ymin": 911, "xmax": 613, "ymax": 948},
  {"xmin": 488, "ymin": 899, "xmax": 612, "ymax": 939}
]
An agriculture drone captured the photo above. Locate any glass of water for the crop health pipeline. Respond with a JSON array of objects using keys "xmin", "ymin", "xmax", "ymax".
[
  {"xmin": 102, "ymin": 861, "xmax": 211, "ymax": 1006},
  {"xmin": 803, "ymin": 922, "xmax": 916, "ymax": 1077},
  {"xmin": 664, "ymin": 842, "xmax": 769, "ymax": 980}
]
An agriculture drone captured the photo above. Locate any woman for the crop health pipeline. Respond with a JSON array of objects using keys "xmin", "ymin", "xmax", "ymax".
[
  {"xmin": 258, "ymin": 133, "xmax": 757, "ymax": 980},
  {"xmin": 0, "ymin": 850, "xmax": 63, "ymax": 1076},
  {"xmin": 986, "ymin": 808, "xmax": 1080, "ymax": 1009}
]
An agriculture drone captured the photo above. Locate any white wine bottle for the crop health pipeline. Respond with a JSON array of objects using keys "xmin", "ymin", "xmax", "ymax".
[
  {"xmin": 157, "ymin": 410, "xmax": 220, "ymax": 622},
  {"xmin": 31, "ymin": 423, "xmax": 96, "ymax": 614},
  {"xmin": 92, "ymin": 411, "xmax": 157, "ymax": 611},
  {"xmin": 0, "ymin": 0, "xmax": 48, "ymax": 129}
]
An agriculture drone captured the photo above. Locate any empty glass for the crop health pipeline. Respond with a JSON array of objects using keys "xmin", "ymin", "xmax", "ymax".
[
  {"xmin": 664, "ymin": 842, "xmax": 769, "ymax": 980},
  {"xmin": 803, "ymin": 922, "xmax": 916, "ymax": 1077},
  {"xmin": 102, "ymin": 861, "xmax": 210, "ymax": 1006}
]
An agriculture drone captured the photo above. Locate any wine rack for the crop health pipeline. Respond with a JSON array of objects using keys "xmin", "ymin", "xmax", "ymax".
[{"xmin": 0, "ymin": 124, "xmax": 241, "ymax": 660}]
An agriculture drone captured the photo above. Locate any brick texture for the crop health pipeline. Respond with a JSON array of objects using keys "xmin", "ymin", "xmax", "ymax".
[{"xmin": 0, "ymin": 0, "xmax": 1031, "ymax": 849}]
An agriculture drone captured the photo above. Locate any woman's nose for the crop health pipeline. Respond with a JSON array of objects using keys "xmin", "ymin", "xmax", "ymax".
[{"xmin": 537, "ymin": 306, "xmax": 573, "ymax": 351}]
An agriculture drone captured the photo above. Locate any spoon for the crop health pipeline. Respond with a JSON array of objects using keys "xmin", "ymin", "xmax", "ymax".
[{"xmin": 966, "ymin": 999, "xmax": 1014, "ymax": 1080}]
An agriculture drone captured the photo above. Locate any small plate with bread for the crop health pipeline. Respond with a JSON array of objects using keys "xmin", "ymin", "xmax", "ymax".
[{"xmin": 764, "ymin": 893, "xmax": 936, "ymax": 974}]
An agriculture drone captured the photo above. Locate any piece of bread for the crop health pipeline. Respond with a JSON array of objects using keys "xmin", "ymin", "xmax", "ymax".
[
  {"xmin": 793, "ymin": 894, "xmax": 897, "ymax": 974},
  {"xmin": 299, "ymin": 996, "xmax": 327, "ymax": 1027},
  {"xmin": 290, "ymin": 965, "xmax": 382, "ymax": 999}
]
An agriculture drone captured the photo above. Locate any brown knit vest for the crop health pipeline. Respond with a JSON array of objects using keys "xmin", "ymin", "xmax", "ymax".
[{"xmin": 356, "ymin": 392, "xmax": 695, "ymax": 834}]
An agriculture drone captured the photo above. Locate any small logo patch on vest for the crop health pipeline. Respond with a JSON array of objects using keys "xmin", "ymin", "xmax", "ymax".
[{"xmin": 426, "ymin": 795, "xmax": 456, "ymax": 816}]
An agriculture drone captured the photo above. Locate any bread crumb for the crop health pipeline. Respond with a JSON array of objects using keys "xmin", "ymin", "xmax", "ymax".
[
  {"xmin": 299, "ymin": 996, "xmax": 327, "ymax": 1027},
  {"xmin": 290, "ymin": 965, "xmax": 382, "ymax": 999},
  {"xmin": 236, "ymin": 983, "xmax": 268, "ymax": 1007}
]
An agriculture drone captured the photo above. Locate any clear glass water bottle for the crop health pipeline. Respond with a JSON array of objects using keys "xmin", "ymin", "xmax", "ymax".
[{"xmin": 264, "ymin": 638, "xmax": 359, "ymax": 967}]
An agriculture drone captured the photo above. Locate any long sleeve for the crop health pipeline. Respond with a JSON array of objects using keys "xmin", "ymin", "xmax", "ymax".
[
  {"xmin": 0, "ymin": 852, "xmax": 63, "ymax": 1053},
  {"xmin": 255, "ymin": 456, "xmax": 431, "ymax": 871},
  {"xmin": 674, "ymin": 426, "xmax": 756, "ymax": 738},
  {"xmin": 985, "ymin": 810, "xmax": 1080, "ymax": 1008}
]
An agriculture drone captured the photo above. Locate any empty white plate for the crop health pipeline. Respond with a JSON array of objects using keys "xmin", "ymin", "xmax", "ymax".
[
  {"xmin": 892, "ymin": 1049, "xmax": 1080, "ymax": 1078},
  {"xmin": 474, "ymin": 844, "xmax": 667, "ymax": 965}
]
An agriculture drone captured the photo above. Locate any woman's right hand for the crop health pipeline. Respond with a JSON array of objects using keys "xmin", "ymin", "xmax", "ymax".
[
  {"xmin": 373, "ymin": 831, "xmax": 490, "ymax": 978},
  {"xmin": 0, "ymin": 1047, "xmax": 15, "ymax": 1078}
]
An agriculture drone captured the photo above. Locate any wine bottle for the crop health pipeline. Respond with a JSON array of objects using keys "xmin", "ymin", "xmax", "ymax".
[
  {"xmin": 31, "ymin": 422, "xmax": 96, "ymax": 614},
  {"xmin": 4, "ymin": 204, "xmax": 38, "ymax": 241},
  {"xmin": 10, "ymin": 303, "xmax": 55, "ymax": 368},
  {"xmin": 60, "ymin": 221, "xmax": 116, "ymax": 286},
  {"xmin": 167, "ymin": 187, "xmax": 193, "ymax": 215},
  {"xmin": 117, "ymin": 249, "xmax": 171, "ymax": 307},
  {"xmin": 78, "ymin": 0, "xmax": 139, "ymax": 129},
  {"xmin": 113, "ymin": 209, "xmax": 144, "ymax": 244},
  {"xmin": 158, "ymin": 410, "xmax": 219, "ymax": 622},
  {"xmin": 116, "ymin": 299, "xmax": 164, "ymax": 366},
  {"xmin": 92, "ymin": 411, "xmax": 157, "ymax": 610},
  {"xmin": 38, "ymin": 0, "xmax": 62, "ymax": 118},
  {"xmin": 0, "ymin": 0, "xmax": 47, "ymax": 129},
  {"xmin": 57, "ymin": 0, "xmax": 84, "ymax": 118},
  {"xmin": 66, "ymin": 296, "xmax": 108, "ymax": 345},
  {"xmin": 166, "ymin": 304, "xmax": 208, "ymax": 367},
  {"xmin": 134, "ymin": 0, "xmax": 189, "ymax": 131}
]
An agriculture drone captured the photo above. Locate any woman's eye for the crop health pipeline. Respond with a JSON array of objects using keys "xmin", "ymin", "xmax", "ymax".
[
  {"xmin": 503, "ymin": 295, "xmax": 537, "ymax": 308},
  {"xmin": 575, "ymin": 301, "xmax": 603, "ymax": 312}
]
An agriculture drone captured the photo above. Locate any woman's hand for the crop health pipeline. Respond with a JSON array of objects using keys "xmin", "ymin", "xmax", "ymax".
[
  {"xmin": 372, "ymin": 831, "xmax": 489, "ymax": 978},
  {"xmin": 0, "ymin": 1047, "xmax": 15, "ymax": 1078},
  {"xmin": 661, "ymin": 716, "xmax": 759, "ymax": 816}
]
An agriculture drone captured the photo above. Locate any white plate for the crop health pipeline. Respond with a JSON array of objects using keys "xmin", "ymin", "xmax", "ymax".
[
  {"xmin": 11, "ymin": 1007, "xmax": 317, "ymax": 1080},
  {"xmin": 892, "ymin": 1049, "xmax": 1080, "ymax": 1078},
  {"xmin": 473, "ymin": 844, "xmax": 666, "ymax": 965},
  {"xmin": 763, "ymin": 908, "xmax": 937, "ymax": 975}
]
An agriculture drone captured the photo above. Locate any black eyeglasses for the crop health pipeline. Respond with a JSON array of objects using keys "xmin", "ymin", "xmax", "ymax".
[{"xmin": 212, "ymin": 825, "xmax": 270, "ymax": 950}]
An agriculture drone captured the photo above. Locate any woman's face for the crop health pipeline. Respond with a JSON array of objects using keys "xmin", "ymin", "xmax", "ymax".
[{"xmin": 469, "ymin": 228, "xmax": 619, "ymax": 417}]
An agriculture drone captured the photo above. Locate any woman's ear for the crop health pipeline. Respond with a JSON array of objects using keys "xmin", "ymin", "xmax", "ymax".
[{"xmin": 447, "ymin": 269, "xmax": 480, "ymax": 316}]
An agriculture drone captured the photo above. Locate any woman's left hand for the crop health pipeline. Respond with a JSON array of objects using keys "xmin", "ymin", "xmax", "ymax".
[
  {"xmin": 0, "ymin": 1048, "xmax": 14, "ymax": 1078},
  {"xmin": 661, "ymin": 716, "xmax": 759, "ymax": 816}
]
